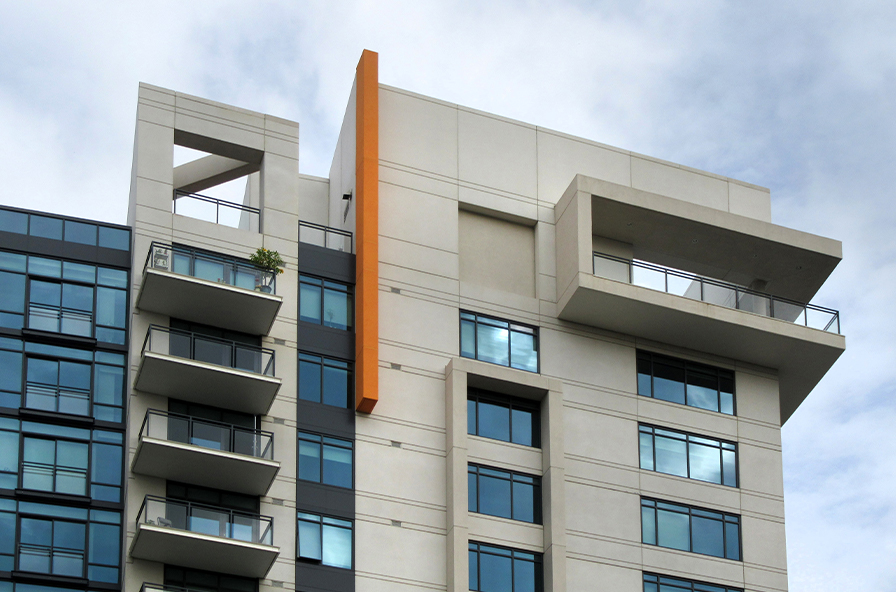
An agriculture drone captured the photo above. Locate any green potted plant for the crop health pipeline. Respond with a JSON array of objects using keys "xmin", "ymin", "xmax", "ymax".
[{"xmin": 250, "ymin": 247, "xmax": 285, "ymax": 293}]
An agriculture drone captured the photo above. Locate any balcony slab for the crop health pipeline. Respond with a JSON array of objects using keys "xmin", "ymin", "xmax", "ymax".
[
  {"xmin": 130, "ymin": 523, "xmax": 279, "ymax": 578},
  {"xmin": 137, "ymin": 268, "xmax": 282, "ymax": 335},
  {"xmin": 558, "ymin": 271, "xmax": 845, "ymax": 424},
  {"xmin": 132, "ymin": 437, "xmax": 279, "ymax": 495},
  {"xmin": 134, "ymin": 351, "xmax": 281, "ymax": 415}
]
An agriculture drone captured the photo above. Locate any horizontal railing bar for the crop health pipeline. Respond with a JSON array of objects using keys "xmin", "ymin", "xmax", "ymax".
[{"xmin": 174, "ymin": 190, "xmax": 261, "ymax": 215}]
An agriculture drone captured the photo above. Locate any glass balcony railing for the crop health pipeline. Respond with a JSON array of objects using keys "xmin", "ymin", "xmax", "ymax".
[
  {"xmin": 137, "ymin": 495, "xmax": 274, "ymax": 546},
  {"xmin": 299, "ymin": 220, "xmax": 353, "ymax": 253},
  {"xmin": 173, "ymin": 190, "xmax": 260, "ymax": 232},
  {"xmin": 139, "ymin": 409, "xmax": 274, "ymax": 460},
  {"xmin": 142, "ymin": 325, "xmax": 276, "ymax": 376},
  {"xmin": 145, "ymin": 241, "xmax": 277, "ymax": 294},
  {"xmin": 593, "ymin": 251, "xmax": 841, "ymax": 334}
]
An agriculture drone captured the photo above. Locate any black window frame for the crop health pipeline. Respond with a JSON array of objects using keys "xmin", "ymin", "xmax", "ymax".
[
  {"xmin": 638, "ymin": 424, "xmax": 738, "ymax": 488},
  {"xmin": 643, "ymin": 572, "xmax": 743, "ymax": 592},
  {"xmin": 296, "ymin": 510, "xmax": 353, "ymax": 569},
  {"xmin": 637, "ymin": 350, "xmax": 736, "ymax": 415},
  {"xmin": 460, "ymin": 311, "xmax": 539, "ymax": 373},
  {"xmin": 297, "ymin": 431, "xmax": 354, "ymax": 489},
  {"xmin": 298, "ymin": 274, "xmax": 353, "ymax": 331},
  {"xmin": 467, "ymin": 388, "xmax": 541, "ymax": 448},
  {"xmin": 640, "ymin": 498, "xmax": 741, "ymax": 561},
  {"xmin": 298, "ymin": 352, "xmax": 353, "ymax": 409},
  {"xmin": 468, "ymin": 463, "xmax": 542, "ymax": 524},
  {"xmin": 468, "ymin": 541, "xmax": 543, "ymax": 592}
]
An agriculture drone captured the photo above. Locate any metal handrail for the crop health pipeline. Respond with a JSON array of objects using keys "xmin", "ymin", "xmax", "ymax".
[
  {"xmin": 173, "ymin": 190, "xmax": 260, "ymax": 225},
  {"xmin": 137, "ymin": 494, "xmax": 274, "ymax": 546},
  {"xmin": 139, "ymin": 408, "xmax": 274, "ymax": 460},
  {"xmin": 142, "ymin": 324, "xmax": 276, "ymax": 376},
  {"xmin": 144, "ymin": 241, "xmax": 277, "ymax": 294},
  {"xmin": 299, "ymin": 220, "xmax": 353, "ymax": 253},
  {"xmin": 592, "ymin": 251, "xmax": 841, "ymax": 334}
]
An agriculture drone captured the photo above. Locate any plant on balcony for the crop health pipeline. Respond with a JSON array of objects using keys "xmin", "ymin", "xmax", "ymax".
[{"xmin": 250, "ymin": 247, "xmax": 284, "ymax": 293}]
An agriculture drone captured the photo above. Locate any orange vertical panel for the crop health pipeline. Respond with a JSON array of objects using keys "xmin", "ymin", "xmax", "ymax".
[{"xmin": 355, "ymin": 50, "xmax": 379, "ymax": 413}]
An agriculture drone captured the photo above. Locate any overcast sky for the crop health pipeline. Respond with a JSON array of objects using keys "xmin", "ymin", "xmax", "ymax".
[{"xmin": 1, "ymin": 1, "xmax": 894, "ymax": 589}]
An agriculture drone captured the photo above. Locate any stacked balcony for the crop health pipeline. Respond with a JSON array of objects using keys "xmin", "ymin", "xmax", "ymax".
[
  {"xmin": 555, "ymin": 175, "xmax": 846, "ymax": 423},
  {"xmin": 130, "ymin": 496, "xmax": 278, "ymax": 578},
  {"xmin": 136, "ymin": 242, "xmax": 282, "ymax": 334},
  {"xmin": 132, "ymin": 409, "xmax": 279, "ymax": 495}
]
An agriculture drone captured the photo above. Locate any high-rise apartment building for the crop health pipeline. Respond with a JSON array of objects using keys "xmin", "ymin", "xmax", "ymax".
[
  {"xmin": 0, "ymin": 205, "xmax": 131, "ymax": 592},
  {"xmin": 3, "ymin": 49, "xmax": 846, "ymax": 592}
]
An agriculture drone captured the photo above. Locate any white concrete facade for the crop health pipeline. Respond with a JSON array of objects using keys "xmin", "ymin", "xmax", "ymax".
[{"xmin": 124, "ymin": 70, "xmax": 843, "ymax": 592}]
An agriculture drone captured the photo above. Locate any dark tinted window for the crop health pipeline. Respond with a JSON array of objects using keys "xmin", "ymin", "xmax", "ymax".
[
  {"xmin": 460, "ymin": 311, "xmax": 538, "ymax": 372},
  {"xmin": 299, "ymin": 353, "xmax": 351, "ymax": 408},
  {"xmin": 468, "ymin": 389, "xmax": 539, "ymax": 447},
  {"xmin": 641, "ymin": 498, "xmax": 740, "ymax": 560},
  {"xmin": 643, "ymin": 572, "xmax": 742, "ymax": 592},
  {"xmin": 469, "ymin": 541, "xmax": 542, "ymax": 592},
  {"xmin": 637, "ymin": 351, "xmax": 735, "ymax": 415},
  {"xmin": 468, "ymin": 464, "xmax": 540, "ymax": 523},
  {"xmin": 639, "ymin": 425, "xmax": 738, "ymax": 487}
]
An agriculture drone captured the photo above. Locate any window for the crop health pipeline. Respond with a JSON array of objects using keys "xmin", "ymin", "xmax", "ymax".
[
  {"xmin": 0, "ymin": 499, "xmax": 121, "ymax": 583},
  {"xmin": 0, "ymin": 208, "xmax": 129, "ymax": 250},
  {"xmin": 298, "ymin": 353, "xmax": 351, "ymax": 408},
  {"xmin": 469, "ymin": 542, "xmax": 542, "ymax": 592},
  {"xmin": 641, "ymin": 498, "xmax": 740, "ymax": 560},
  {"xmin": 0, "ymin": 418, "xmax": 124, "ymax": 501},
  {"xmin": 468, "ymin": 464, "xmax": 541, "ymax": 523},
  {"xmin": 165, "ymin": 565, "xmax": 258, "ymax": 592},
  {"xmin": 643, "ymin": 573, "xmax": 742, "ymax": 592},
  {"xmin": 6, "ymin": 339, "xmax": 127, "ymax": 423},
  {"xmin": 460, "ymin": 311, "xmax": 538, "ymax": 372},
  {"xmin": 299, "ymin": 275, "xmax": 352, "ymax": 330},
  {"xmin": 637, "ymin": 351, "xmax": 735, "ymax": 415},
  {"xmin": 0, "ymin": 251, "xmax": 128, "ymax": 344},
  {"xmin": 639, "ymin": 425, "xmax": 737, "ymax": 487},
  {"xmin": 467, "ymin": 389, "xmax": 539, "ymax": 447},
  {"xmin": 296, "ymin": 512, "xmax": 352, "ymax": 569},
  {"xmin": 298, "ymin": 432, "xmax": 353, "ymax": 488}
]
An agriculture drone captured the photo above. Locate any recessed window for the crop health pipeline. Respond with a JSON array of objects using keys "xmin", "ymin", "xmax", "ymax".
[
  {"xmin": 299, "ymin": 275, "xmax": 353, "ymax": 330},
  {"xmin": 467, "ymin": 389, "xmax": 539, "ymax": 447},
  {"xmin": 468, "ymin": 464, "xmax": 541, "ymax": 523},
  {"xmin": 298, "ymin": 432, "xmax": 353, "ymax": 489},
  {"xmin": 641, "ymin": 498, "xmax": 740, "ymax": 560},
  {"xmin": 299, "ymin": 353, "xmax": 351, "ymax": 408},
  {"xmin": 643, "ymin": 572, "xmax": 742, "ymax": 592},
  {"xmin": 165, "ymin": 565, "xmax": 258, "ymax": 592},
  {"xmin": 297, "ymin": 512, "xmax": 352, "ymax": 569},
  {"xmin": 469, "ymin": 541, "xmax": 542, "ymax": 592},
  {"xmin": 639, "ymin": 425, "xmax": 737, "ymax": 487},
  {"xmin": 637, "ymin": 351, "xmax": 735, "ymax": 415},
  {"xmin": 460, "ymin": 311, "xmax": 538, "ymax": 372}
]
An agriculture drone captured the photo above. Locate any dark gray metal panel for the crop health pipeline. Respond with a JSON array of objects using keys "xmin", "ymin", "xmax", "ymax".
[
  {"xmin": 298, "ymin": 243, "xmax": 355, "ymax": 283},
  {"xmin": 297, "ymin": 323, "xmax": 355, "ymax": 360},
  {"xmin": 296, "ymin": 481, "xmax": 354, "ymax": 518},
  {"xmin": 295, "ymin": 401, "xmax": 355, "ymax": 438},
  {"xmin": 0, "ymin": 231, "xmax": 131, "ymax": 267},
  {"xmin": 295, "ymin": 563, "xmax": 354, "ymax": 592}
]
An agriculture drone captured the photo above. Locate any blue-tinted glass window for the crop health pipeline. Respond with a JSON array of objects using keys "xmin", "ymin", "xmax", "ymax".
[
  {"xmin": 460, "ymin": 311, "xmax": 538, "ymax": 372},
  {"xmin": 0, "ymin": 342, "xmax": 23, "ymax": 409},
  {"xmin": 0, "ymin": 505, "xmax": 14, "ymax": 570},
  {"xmin": 637, "ymin": 351, "xmax": 736, "ymax": 416},
  {"xmin": 64, "ymin": 221, "xmax": 97, "ymax": 246},
  {"xmin": 18, "ymin": 516, "xmax": 86, "ymax": 577},
  {"xmin": 0, "ymin": 209, "xmax": 28, "ymax": 234},
  {"xmin": 98, "ymin": 226, "xmax": 130, "ymax": 251},
  {"xmin": 0, "ymin": 419, "xmax": 19, "ymax": 489},
  {"xmin": 468, "ymin": 389, "xmax": 540, "ymax": 447},
  {"xmin": 299, "ymin": 275, "xmax": 353, "ymax": 330},
  {"xmin": 298, "ymin": 432, "xmax": 353, "ymax": 489},
  {"xmin": 29, "ymin": 216, "xmax": 63, "ymax": 240},
  {"xmin": 22, "ymin": 437, "xmax": 89, "ymax": 495},
  {"xmin": 639, "ymin": 425, "xmax": 738, "ymax": 487},
  {"xmin": 298, "ymin": 353, "xmax": 351, "ymax": 408},
  {"xmin": 297, "ymin": 512, "xmax": 352, "ymax": 569},
  {"xmin": 469, "ymin": 542, "xmax": 542, "ymax": 592},
  {"xmin": 641, "ymin": 498, "xmax": 741, "ymax": 560},
  {"xmin": 468, "ymin": 464, "xmax": 540, "ymax": 524},
  {"xmin": 643, "ymin": 573, "xmax": 743, "ymax": 592}
]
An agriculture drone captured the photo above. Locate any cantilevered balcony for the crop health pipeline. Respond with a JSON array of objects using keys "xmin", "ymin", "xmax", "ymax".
[
  {"xmin": 132, "ymin": 409, "xmax": 279, "ymax": 495},
  {"xmin": 133, "ymin": 325, "xmax": 281, "ymax": 415},
  {"xmin": 130, "ymin": 496, "xmax": 278, "ymax": 578},
  {"xmin": 137, "ymin": 242, "xmax": 282, "ymax": 335},
  {"xmin": 555, "ymin": 175, "xmax": 846, "ymax": 423}
]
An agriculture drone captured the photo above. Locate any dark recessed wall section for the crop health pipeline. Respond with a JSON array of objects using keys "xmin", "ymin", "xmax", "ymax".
[
  {"xmin": 297, "ymin": 242, "xmax": 356, "ymax": 592},
  {"xmin": 295, "ymin": 564, "xmax": 354, "ymax": 592},
  {"xmin": 298, "ymin": 243, "xmax": 355, "ymax": 284}
]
